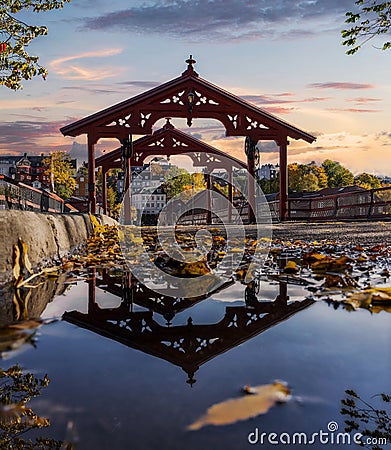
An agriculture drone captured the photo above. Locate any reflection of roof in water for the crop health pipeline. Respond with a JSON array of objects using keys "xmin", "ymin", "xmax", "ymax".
[{"xmin": 63, "ymin": 273, "xmax": 314, "ymax": 386}]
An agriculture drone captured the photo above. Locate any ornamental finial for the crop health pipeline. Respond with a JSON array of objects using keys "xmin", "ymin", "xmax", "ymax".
[
  {"xmin": 186, "ymin": 54, "xmax": 196, "ymax": 68},
  {"xmin": 182, "ymin": 55, "xmax": 198, "ymax": 77}
]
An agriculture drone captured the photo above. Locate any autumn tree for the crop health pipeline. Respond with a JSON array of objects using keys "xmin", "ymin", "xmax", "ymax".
[
  {"xmin": 190, "ymin": 172, "xmax": 206, "ymax": 190},
  {"xmin": 321, "ymin": 160, "xmax": 354, "ymax": 188},
  {"xmin": 342, "ymin": 0, "xmax": 391, "ymax": 54},
  {"xmin": 0, "ymin": 0, "xmax": 71, "ymax": 90},
  {"xmin": 288, "ymin": 163, "xmax": 321, "ymax": 193},
  {"xmin": 163, "ymin": 167, "xmax": 192, "ymax": 200},
  {"xmin": 43, "ymin": 151, "xmax": 76, "ymax": 200},
  {"xmin": 307, "ymin": 161, "xmax": 328, "ymax": 188},
  {"xmin": 354, "ymin": 172, "xmax": 382, "ymax": 189},
  {"xmin": 258, "ymin": 175, "xmax": 280, "ymax": 194}
]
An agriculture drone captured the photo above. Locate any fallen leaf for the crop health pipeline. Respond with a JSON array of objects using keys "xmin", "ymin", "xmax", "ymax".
[
  {"xmin": 323, "ymin": 273, "xmax": 358, "ymax": 289},
  {"xmin": 187, "ymin": 382, "xmax": 291, "ymax": 431},
  {"xmin": 12, "ymin": 243, "xmax": 21, "ymax": 281},
  {"xmin": 344, "ymin": 287, "xmax": 391, "ymax": 311},
  {"xmin": 283, "ymin": 261, "xmax": 298, "ymax": 274},
  {"xmin": 19, "ymin": 238, "xmax": 33, "ymax": 274}
]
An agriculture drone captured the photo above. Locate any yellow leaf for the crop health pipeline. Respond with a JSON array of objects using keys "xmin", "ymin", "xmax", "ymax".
[
  {"xmin": 187, "ymin": 382, "xmax": 291, "ymax": 431},
  {"xmin": 12, "ymin": 243, "xmax": 21, "ymax": 281},
  {"xmin": 19, "ymin": 238, "xmax": 33, "ymax": 274},
  {"xmin": 229, "ymin": 247, "xmax": 243, "ymax": 253},
  {"xmin": 283, "ymin": 260, "xmax": 298, "ymax": 274}
]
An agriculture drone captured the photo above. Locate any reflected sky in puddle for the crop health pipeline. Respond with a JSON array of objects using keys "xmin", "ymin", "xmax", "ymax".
[{"xmin": 1, "ymin": 269, "xmax": 390, "ymax": 450}]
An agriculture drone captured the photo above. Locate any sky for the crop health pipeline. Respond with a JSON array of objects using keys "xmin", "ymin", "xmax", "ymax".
[{"xmin": 0, "ymin": 0, "xmax": 390, "ymax": 175}]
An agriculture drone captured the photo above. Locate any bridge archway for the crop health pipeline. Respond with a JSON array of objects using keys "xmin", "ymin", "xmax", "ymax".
[
  {"xmin": 61, "ymin": 57, "xmax": 316, "ymax": 220},
  {"xmin": 95, "ymin": 120, "xmax": 247, "ymax": 219}
]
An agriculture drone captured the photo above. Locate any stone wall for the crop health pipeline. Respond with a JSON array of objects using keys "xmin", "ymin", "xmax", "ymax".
[{"xmin": 0, "ymin": 211, "xmax": 94, "ymax": 285}]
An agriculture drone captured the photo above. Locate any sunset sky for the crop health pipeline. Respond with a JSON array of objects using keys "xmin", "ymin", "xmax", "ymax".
[{"xmin": 0, "ymin": 0, "xmax": 390, "ymax": 175}]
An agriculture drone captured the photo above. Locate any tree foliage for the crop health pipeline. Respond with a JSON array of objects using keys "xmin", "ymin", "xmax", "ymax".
[
  {"xmin": 0, "ymin": 365, "xmax": 64, "ymax": 449},
  {"xmin": 321, "ymin": 160, "xmax": 355, "ymax": 188},
  {"xmin": 163, "ymin": 167, "xmax": 192, "ymax": 200},
  {"xmin": 354, "ymin": 172, "xmax": 382, "ymax": 189},
  {"xmin": 258, "ymin": 175, "xmax": 280, "ymax": 194},
  {"xmin": 341, "ymin": 389, "xmax": 391, "ymax": 450},
  {"xmin": 342, "ymin": 1, "xmax": 391, "ymax": 54},
  {"xmin": 258, "ymin": 160, "xmax": 362, "ymax": 194},
  {"xmin": 0, "ymin": 0, "xmax": 71, "ymax": 90},
  {"xmin": 43, "ymin": 151, "xmax": 76, "ymax": 200},
  {"xmin": 288, "ymin": 163, "xmax": 322, "ymax": 193}
]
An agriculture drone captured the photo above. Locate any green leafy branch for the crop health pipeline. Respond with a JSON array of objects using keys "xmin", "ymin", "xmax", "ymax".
[
  {"xmin": 341, "ymin": 389, "xmax": 391, "ymax": 449},
  {"xmin": 0, "ymin": 365, "xmax": 65, "ymax": 449},
  {"xmin": 342, "ymin": 0, "xmax": 391, "ymax": 54},
  {"xmin": 0, "ymin": 0, "xmax": 71, "ymax": 90}
]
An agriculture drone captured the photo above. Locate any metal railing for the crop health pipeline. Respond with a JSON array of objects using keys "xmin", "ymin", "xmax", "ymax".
[
  {"xmin": 287, "ymin": 187, "xmax": 391, "ymax": 221},
  {"xmin": 0, "ymin": 176, "xmax": 65, "ymax": 213},
  {"xmin": 178, "ymin": 187, "xmax": 391, "ymax": 224}
]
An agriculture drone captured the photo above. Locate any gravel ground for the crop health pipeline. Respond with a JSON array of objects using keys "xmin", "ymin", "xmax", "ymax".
[
  {"xmin": 263, "ymin": 221, "xmax": 391, "ymax": 245},
  {"xmin": 178, "ymin": 221, "xmax": 391, "ymax": 245}
]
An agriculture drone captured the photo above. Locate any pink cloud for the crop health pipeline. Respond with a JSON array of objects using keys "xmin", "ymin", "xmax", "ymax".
[
  {"xmin": 346, "ymin": 97, "xmax": 383, "ymax": 104},
  {"xmin": 327, "ymin": 108, "xmax": 381, "ymax": 113},
  {"xmin": 308, "ymin": 82, "xmax": 375, "ymax": 90}
]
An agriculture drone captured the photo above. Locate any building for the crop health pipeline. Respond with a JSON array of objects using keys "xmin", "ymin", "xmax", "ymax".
[
  {"xmin": 117, "ymin": 158, "xmax": 173, "ymax": 194},
  {"xmin": 74, "ymin": 172, "xmax": 88, "ymax": 197},
  {"xmin": 0, "ymin": 153, "xmax": 76, "ymax": 188},
  {"xmin": 380, "ymin": 176, "xmax": 391, "ymax": 186},
  {"xmin": 256, "ymin": 163, "xmax": 280, "ymax": 180},
  {"xmin": 132, "ymin": 186, "xmax": 166, "ymax": 215}
]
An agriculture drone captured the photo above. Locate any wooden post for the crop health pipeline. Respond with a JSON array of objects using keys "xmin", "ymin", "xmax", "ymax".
[
  {"xmin": 279, "ymin": 138, "xmax": 289, "ymax": 221},
  {"xmin": 88, "ymin": 267, "xmax": 96, "ymax": 309},
  {"xmin": 102, "ymin": 167, "xmax": 108, "ymax": 215},
  {"xmin": 228, "ymin": 167, "xmax": 233, "ymax": 223},
  {"xmin": 246, "ymin": 137, "xmax": 256, "ymax": 224},
  {"xmin": 206, "ymin": 173, "xmax": 212, "ymax": 224},
  {"xmin": 87, "ymin": 133, "xmax": 96, "ymax": 214},
  {"xmin": 123, "ymin": 137, "xmax": 132, "ymax": 224}
]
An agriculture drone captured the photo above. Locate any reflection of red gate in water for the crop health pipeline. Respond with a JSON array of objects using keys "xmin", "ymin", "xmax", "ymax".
[{"xmin": 63, "ymin": 269, "xmax": 314, "ymax": 385}]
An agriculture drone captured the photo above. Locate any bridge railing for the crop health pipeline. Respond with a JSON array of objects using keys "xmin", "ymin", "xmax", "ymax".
[
  {"xmin": 0, "ymin": 175, "xmax": 65, "ymax": 213},
  {"xmin": 287, "ymin": 186, "xmax": 391, "ymax": 221}
]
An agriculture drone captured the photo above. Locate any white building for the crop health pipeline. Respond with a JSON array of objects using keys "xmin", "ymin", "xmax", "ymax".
[
  {"xmin": 132, "ymin": 186, "xmax": 166, "ymax": 215},
  {"xmin": 256, "ymin": 163, "xmax": 280, "ymax": 180}
]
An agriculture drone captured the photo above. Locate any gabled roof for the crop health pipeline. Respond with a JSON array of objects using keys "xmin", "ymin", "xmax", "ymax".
[{"xmin": 61, "ymin": 58, "xmax": 316, "ymax": 144}]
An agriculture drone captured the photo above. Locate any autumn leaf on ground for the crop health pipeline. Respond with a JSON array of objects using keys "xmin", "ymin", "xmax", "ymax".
[
  {"xmin": 283, "ymin": 261, "xmax": 298, "ymax": 274},
  {"xmin": 344, "ymin": 287, "xmax": 391, "ymax": 312},
  {"xmin": 311, "ymin": 256, "xmax": 352, "ymax": 273},
  {"xmin": 323, "ymin": 273, "xmax": 358, "ymax": 289},
  {"xmin": 187, "ymin": 382, "xmax": 291, "ymax": 431}
]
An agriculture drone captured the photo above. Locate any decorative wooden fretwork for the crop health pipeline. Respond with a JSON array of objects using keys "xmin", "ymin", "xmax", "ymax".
[
  {"xmin": 172, "ymin": 138, "xmax": 189, "ymax": 148},
  {"xmin": 148, "ymin": 138, "xmax": 165, "ymax": 148},
  {"xmin": 140, "ymin": 112, "xmax": 152, "ymax": 128},
  {"xmin": 227, "ymin": 114, "xmax": 238, "ymax": 129},
  {"xmin": 160, "ymin": 90, "xmax": 185, "ymax": 105},
  {"xmin": 194, "ymin": 90, "xmax": 219, "ymax": 106},
  {"xmin": 246, "ymin": 115, "xmax": 270, "ymax": 131},
  {"xmin": 105, "ymin": 114, "xmax": 132, "ymax": 128}
]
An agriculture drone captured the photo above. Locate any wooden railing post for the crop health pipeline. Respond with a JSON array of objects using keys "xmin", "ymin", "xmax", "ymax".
[{"xmin": 368, "ymin": 189, "xmax": 374, "ymax": 218}]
